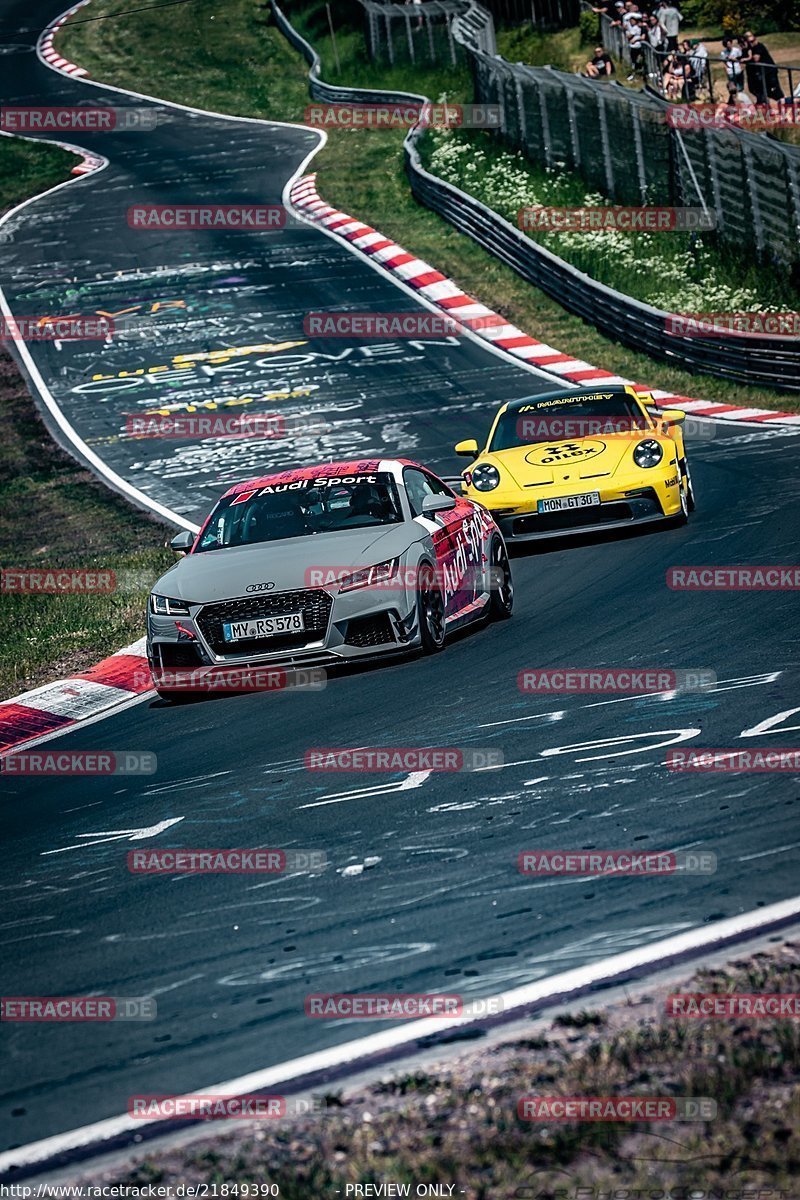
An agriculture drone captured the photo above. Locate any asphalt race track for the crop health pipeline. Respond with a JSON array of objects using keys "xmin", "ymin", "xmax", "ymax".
[{"xmin": 1, "ymin": 0, "xmax": 800, "ymax": 1158}]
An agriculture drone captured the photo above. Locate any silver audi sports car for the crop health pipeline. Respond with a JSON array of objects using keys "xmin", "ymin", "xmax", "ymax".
[{"xmin": 147, "ymin": 458, "xmax": 513, "ymax": 699}]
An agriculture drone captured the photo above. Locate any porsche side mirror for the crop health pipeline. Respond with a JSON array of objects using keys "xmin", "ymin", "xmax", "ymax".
[
  {"xmin": 455, "ymin": 439, "xmax": 479, "ymax": 458},
  {"xmin": 422, "ymin": 494, "xmax": 457, "ymax": 516},
  {"xmin": 659, "ymin": 408, "xmax": 686, "ymax": 425},
  {"xmin": 169, "ymin": 529, "xmax": 195, "ymax": 555}
]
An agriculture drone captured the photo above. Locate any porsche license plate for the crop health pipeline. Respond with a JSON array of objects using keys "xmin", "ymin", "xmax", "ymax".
[
  {"xmin": 537, "ymin": 492, "xmax": 601, "ymax": 514},
  {"xmin": 222, "ymin": 613, "xmax": 305, "ymax": 641}
]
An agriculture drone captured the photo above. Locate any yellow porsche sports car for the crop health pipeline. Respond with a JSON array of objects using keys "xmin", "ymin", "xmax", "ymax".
[{"xmin": 455, "ymin": 385, "xmax": 695, "ymax": 542}]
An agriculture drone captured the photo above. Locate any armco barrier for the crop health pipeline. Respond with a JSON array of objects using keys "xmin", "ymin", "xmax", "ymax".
[{"xmin": 272, "ymin": 0, "xmax": 800, "ymax": 392}]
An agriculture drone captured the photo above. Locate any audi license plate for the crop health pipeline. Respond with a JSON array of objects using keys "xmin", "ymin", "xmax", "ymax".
[
  {"xmin": 222, "ymin": 613, "xmax": 305, "ymax": 642},
  {"xmin": 537, "ymin": 492, "xmax": 601, "ymax": 514}
]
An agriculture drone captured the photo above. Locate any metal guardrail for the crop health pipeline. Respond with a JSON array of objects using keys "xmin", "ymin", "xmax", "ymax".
[{"xmin": 271, "ymin": 0, "xmax": 800, "ymax": 393}]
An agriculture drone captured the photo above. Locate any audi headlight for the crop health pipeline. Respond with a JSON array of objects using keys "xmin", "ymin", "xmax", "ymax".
[
  {"xmin": 338, "ymin": 558, "xmax": 400, "ymax": 593},
  {"xmin": 633, "ymin": 439, "xmax": 663, "ymax": 469},
  {"xmin": 470, "ymin": 463, "xmax": 500, "ymax": 492},
  {"xmin": 150, "ymin": 594, "xmax": 191, "ymax": 616}
]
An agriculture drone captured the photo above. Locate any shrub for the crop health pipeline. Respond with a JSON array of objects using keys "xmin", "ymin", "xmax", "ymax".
[{"xmin": 579, "ymin": 9, "xmax": 599, "ymax": 44}]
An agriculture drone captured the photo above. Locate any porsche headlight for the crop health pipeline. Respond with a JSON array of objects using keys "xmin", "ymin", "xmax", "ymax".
[
  {"xmin": 470, "ymin": 464, "xmax": 501, "ymax": 492},
  {"xmin": 338, "ymin": 558, "xmax": 400, "ymax": 593},
  {"xmin": 150, "ymin": 594, "xmax": 190, "ymax": 616},
  {"xmin": 633, "ymin": 439, "xmax": 664, "ymax": 469}
]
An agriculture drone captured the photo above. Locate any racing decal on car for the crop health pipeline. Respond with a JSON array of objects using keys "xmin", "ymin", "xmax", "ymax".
[
  {"xmin": 435, "ymin": 506, "xmax": 492, "ymax": 614},
  {"xmin": 518, "ymin": 392, "xmax": 617, "ymax": 411},
  {"xmin": 524, "ymin": 440, "xmax": 607, "ymax": 465}
]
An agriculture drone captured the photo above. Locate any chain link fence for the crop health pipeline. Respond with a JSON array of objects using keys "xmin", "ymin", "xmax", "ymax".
[
  {"xmin": 461, "ymin": 30, "xmax": 800, "ymax": 266},
  {"xmin": 361, "ymin": 1, "xmax": 482, "ymax": 66}
]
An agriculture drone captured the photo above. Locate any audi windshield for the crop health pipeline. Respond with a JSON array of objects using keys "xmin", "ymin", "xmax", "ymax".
[{"xmin": 195, "ymin": 475, "xmax": 404, "ymax": 551}]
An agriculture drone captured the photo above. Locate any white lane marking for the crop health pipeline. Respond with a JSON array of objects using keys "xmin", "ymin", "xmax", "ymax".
[
  {"xmin": 5, "ymin": 894, "xmax": 800, "ymax": 1175},
  {"xmin": 737, "ymin": 841, "xmax": 800, "ymax": 862},
  {"xmin": 479, "ymin": 710, "xmax": 565, "ymax": 729},
  {"xmin": 481, "ymin": 672, "xmax": 785, "ymax": 731},
  {"xmin": 138, "ymin": 973, "xmax": 206, "ymax": 1000},
  {"xmin": 41, "ymin": 817, "xmax": 184, "ymax": 856},
  {"xmin": 297, "ymin": 771, "xmax": 432, "ymax": 809},
  {"xmin": 740, "ymin": 706, "xmax": 800, "ymax": 738},
  {"xmin": 540, "ymin": 729, "xmax": 701, "ymax": 762}
]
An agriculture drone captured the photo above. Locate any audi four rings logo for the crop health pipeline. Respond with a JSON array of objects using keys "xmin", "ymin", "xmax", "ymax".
[{"xmin": 246, "ymin": 582, "xmax": 276, "ymax": 592}]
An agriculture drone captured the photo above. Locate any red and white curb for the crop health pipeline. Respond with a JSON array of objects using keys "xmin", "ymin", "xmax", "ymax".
[
  {"xmin": 290, "ymin": 174, "xmax": 800, "ymax": 427},
  {"xmin": 39, "ymin": 0, "xmax": 91, "ymax": 79},
  {"xmin": 37, "ymin": 1, "xmax": 106, "ymax": 176},
  {"xmin": 0, "ymin": 639, "xmax": 153, "ymax": 755}
]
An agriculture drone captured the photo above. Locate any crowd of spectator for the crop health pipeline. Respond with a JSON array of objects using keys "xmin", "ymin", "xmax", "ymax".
[{"xmin": 584, "ymin": 2, "xmax": 787, "ymax": 110}]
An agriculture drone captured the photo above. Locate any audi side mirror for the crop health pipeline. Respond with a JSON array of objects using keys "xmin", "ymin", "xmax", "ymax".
[
  {"xmin": 169, "ymin": 530, "xmax": 195, "ymax": 555},
  {"xmin": 422, "ymin": 494, "xmax": 457, "ymax": 516}
]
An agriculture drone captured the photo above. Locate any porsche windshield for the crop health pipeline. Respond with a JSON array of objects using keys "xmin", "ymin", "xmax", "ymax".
[
  {"xmin": 195, "ymin": 474, "xmax": 403, "ymax": 552},
  {"xmin": 491, "ymin": 396, "xmax": 649, "ymax": 451}
]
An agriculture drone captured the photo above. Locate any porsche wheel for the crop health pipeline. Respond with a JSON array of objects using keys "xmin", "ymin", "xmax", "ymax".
[
  {"xmin": 417, "ymin": 562, "xmax": 446, "ymax": 653},
  {"xmin": 680, "ymin": 457, "xmax": 696, "ymax": 512},
  {"xmin": 487, "ymin": 535, "xmax": 514, "ymax": 621}
]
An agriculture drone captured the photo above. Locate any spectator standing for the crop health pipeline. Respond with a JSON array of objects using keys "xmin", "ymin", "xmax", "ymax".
[
  {"xmin": 688, "ymin": 39, "xmax": 708, "ymax": 82},
  {"xmin": 621, "ymin": 0, "xmax": 643, "ymax": 34},
  {"xmin": 655, "ymin": 2, "xmax": 682, "ymax": 52},
  {"xmin": 584, "ymin": 44, "xmax": 615, "ymax": 77},
  {"xmin": 646, "ymin": 14, "xmax": 666, "ymax": 51},
  {"xmin": 627, "ymin": 17, "xmax": 645, "ymax": 80},
  {"xmin": 720, "ymin": 36, "xmax": 745, "ymax": 91},
  {"xmin": 741, "ymin": 31, "xmax": 784, "ymax": 106}
]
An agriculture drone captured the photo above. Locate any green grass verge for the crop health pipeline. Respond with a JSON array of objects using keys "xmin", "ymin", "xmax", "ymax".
[
  {"xmin": 57, "ymin": 0, "xmax": 800, "ymax": 411},
  {"xmin": 0, "ymin": 139, "xmax": 172, "ymax": 698},
  {"xmin": 78, "ymin": 943, "xmax": 800, "ymax": 1194}
]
